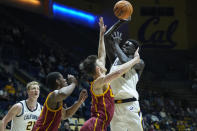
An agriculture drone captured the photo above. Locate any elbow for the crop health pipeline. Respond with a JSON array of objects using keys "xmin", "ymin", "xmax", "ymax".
[
  {"xmin": 140, "ymin": 59, "xmax": 145, "ymax": 66},
  {"xmin": 57, "ymin": 91, "xmax": 69, "ymax": 100},
  {"xmin": 64, "ymin": 113, "xmax": 73, "ymax": 120},
  {"xmin": 122, "ymin": 59, "xmax": 128, "ymax": 64},
  {"xmin": 118, "ymin": 57, "xmax": 129, "ymax": 64},
  {"xmin": 139, "ymin": 59, "xmax": 145, "ymax": 69},
  {"xmin": 62, "ymin": 111, "xmax": 72, "ymax": 120}
]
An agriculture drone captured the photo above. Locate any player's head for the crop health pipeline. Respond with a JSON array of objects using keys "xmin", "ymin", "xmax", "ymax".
[
  {"xmin": 122, "ymin": 39, "xmax": 139, "ymax": 56},
  {"xmin": 26, "ymin": 81, "xmax": 40, "ymax": 99},
  {"xmin": 79, "ymin": 55, "xmax": 106, "ymax": 79},
  {"xmin": 46, "ymin": 72, "xmax": 67, "ymax": 90}
]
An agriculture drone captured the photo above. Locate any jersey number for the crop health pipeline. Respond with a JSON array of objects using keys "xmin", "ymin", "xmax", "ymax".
[{"xmin": 26, "ymin": 121, "xmax": 36, "ymax": 131}]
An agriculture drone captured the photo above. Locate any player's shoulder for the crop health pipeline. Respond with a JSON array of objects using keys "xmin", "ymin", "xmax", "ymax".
[
  {"xmin": 13, "ymin": 101, "xmax": 24, "ymax": 109},
  {"xmin": 94, "ymin": 75, "xmax": 105, "ymax": 84},
  {"xmin": 46, "ymin": 91, "xmax": 58, "ymax": 104},
  {"xmin": 50, "ymin": 90, "xmax": 59, "ymax": 99},
  {"xmin": 9, "ymin": 101, "xmax": 24, "ymax": 117}
]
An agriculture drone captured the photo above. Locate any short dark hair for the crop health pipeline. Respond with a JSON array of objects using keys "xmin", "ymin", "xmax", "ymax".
[
  {"xmin": 127, "ymin": 39, "xmax": 140, "ymax": 49},
  {"xmin": 79, "ymin": 55, "xmax": 97, "ymax": 79},
  {"xmin": 46, "ymin": 72, "xmax": 61, "ymax": 90}
]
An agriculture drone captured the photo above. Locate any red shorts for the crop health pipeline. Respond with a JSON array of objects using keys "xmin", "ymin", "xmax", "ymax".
[{"xmin": 80, "ymin": 117, "xmax": 107, "ymax": 131}]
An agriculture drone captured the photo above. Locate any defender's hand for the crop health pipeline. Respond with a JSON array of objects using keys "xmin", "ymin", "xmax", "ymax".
[
  {"xmin": 67, "ymin": 74, "xmax": 77, "ymax": 85},
  {"xmin": 78, "ymin": 89, "xmax": 88, "ymax": 103},
  {"xmin": 99, "ymin": 17, "xmax": 107, "ymax": 34},
  {"xmin": 134, "ymin": 48, "xmax": 140, "ymax": 63},
  {"xmin": 111, "ymin": 31, "xmax": 122, "ymax": 45}
]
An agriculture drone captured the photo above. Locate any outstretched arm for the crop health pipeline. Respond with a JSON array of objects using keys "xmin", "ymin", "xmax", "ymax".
[
  {"xmin": 94, "ymin": 48, "xmax": 140, "ymax": 88},
  {"xmin": 112, "ymin": 32, "xmax": 145, "ymax": 78},
  {"xmin": 104, "ymin": 19, "xmax": 129, "ymax": 37},
  {"xmin": 111, "ymin": 32, "xmax": 129, "ymax": 63},
  {"xmin": 48, "ymin": 75, "xmax": 77, "ymax": 108},
  {"xmin": 61, "ymin": 89, "xmax": 88, "ymax": 120},
  {"xmin": 97, "ymin": 17, "xmax": 107, "ymax": 66},
  {"xmin": 0, "ymin": 103, "xmax": 22, "ymax": 131},
  {"xmin": 104, "ymin": 19, "xmax": 130, "ymax": 65}
]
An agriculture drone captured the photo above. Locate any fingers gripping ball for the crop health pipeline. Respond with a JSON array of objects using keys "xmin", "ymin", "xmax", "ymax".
[{"xmin": 113, "ymin": 0, "xmax": 133, "ymax": 20}]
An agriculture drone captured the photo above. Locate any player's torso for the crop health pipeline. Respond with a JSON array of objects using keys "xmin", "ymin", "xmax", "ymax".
[
  {"xmin": 33, "ymin": 93, "xmax": 62, "ymax": 131},
  {"xmin": 110, "ymin": 58, "xmax": 139, "ymax": 100},
  {"xmin": 11, "ymin": 100, "xmax": 42, "ymax": 131},
  {"xmin": 90, "ymin": 83, "xmax": 114, "ymax": 122}
]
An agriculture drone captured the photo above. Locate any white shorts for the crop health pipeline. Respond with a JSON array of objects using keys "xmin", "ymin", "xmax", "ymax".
[{"xmin": 110, "ymin": 101, "xmax": 143, "ymax": 131}]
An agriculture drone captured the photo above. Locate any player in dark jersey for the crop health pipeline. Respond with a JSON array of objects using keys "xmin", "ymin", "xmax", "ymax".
[
  {"xmin": 79, "ymin": 17, "xmax": 140, "ymax": 131},
  {"xmin": 105, "ymin": 18, "xmax": 145, "ymax": 131},
  {"xmin": 32, "ymin": 72, "xmax": 88, "ymax": 131}
]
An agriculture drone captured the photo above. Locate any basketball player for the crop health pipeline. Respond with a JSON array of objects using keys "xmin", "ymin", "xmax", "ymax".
[
  {"xmin": 79, "ymin": 17, "xmax": 140, "ymax": 131},
  {"xmin": 32, "ymin": 72, "xmax": 88, "ymax": 131},
  {"xmin": 105, "ymin": 19, "xmax": 145, "ymax": 131},
  {"xmin": 0, "ymin": 81, "xmax": 42, "ymax": 131}
]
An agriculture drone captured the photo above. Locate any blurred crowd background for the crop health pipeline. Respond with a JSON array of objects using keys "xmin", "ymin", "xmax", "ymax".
[{"xmin": 0, "ymin": 0, "xmax": 197, "ymax": 131}]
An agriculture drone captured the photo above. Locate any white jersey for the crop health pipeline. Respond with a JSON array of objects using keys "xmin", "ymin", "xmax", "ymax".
[
  {"xmin": 11, "ymin": 100, "xmax": 42, "ymax": 131},
  {"xmin": 110, "ymin": 58, "xmax": 143, "ymax": 131},
  {"xmin": 110, "ymin": 58, "xmax": 140, "ymax": 109}
]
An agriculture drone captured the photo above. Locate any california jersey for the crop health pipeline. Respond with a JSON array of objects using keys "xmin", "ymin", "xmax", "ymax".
[
  {"xmin": 90, "ymin": 82, "xmax": 115, "ymax": 129},
  {"xmin": 11, "ymin": 100, "xmax": 42, "ymax": 131},
  {"xmin": 32, "ymin": 92, "xmax": 62, "ymax": 131},
  {"xmin": 110, "ymin": 57, "xmax": 140, "ymax": 111}
]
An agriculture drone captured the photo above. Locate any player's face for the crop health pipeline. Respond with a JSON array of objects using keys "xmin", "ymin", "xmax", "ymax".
[
  {"xmin": 122, "ymin": 40, "xmax": 136, "ymax": 56},
  {"xmin": 96, "ymin": 59, "xmax": 107, "ymax": 75},
  {"xmin": 28, "ymin": 85, "xmax": 40, "ymax": 99},
  {"xmin": 58, "ymin": 74, "xmax": 68, "ymax": 87}
]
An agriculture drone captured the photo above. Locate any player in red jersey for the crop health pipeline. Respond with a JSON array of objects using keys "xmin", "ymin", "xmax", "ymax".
[
  {"xmin": 79, "ymin": 17, "xmax": 140, "ymax": 131},
  {"xmin": 32, "ymin": 72, "xmax": 88, "ymax": 131}
]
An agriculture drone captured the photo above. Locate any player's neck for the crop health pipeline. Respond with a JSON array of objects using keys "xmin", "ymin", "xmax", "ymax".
[
  {"xmin": 26, "ymin": 98, "xmax": 37, "ymax": 110},
  {"xmin": 93, "ymin": 70, "xmax": 103, "ymax": 79}
]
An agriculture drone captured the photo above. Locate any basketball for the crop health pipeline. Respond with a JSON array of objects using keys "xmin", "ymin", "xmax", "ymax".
[{"xmin": 113, "ymin": 0, "xmax": 133, "ymax": 20}]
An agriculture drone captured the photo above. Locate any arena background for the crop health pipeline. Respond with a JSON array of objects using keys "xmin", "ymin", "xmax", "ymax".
[{"xmin": 0, "ymin": 0, "xmax": 197, "ymax": 130}]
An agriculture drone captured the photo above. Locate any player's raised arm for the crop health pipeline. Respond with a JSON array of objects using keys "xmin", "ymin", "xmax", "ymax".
[
  {"xmin": 104, "ymin": 19, "xmax": 130, "ymax": 65},
  {"xmin": 104, "ymin": 19, "xmax": 129, "ymax": 38},
  {"xmin": 49, "ymin": 74, "xmax": 77, "ymax": 103},
  {"xmin": 104, "ymin": 48, "xmax": 140, "ymax": 83},
  {"xmin": 111, "ymin": 31, "xmax": 129, "ymax": 63},
  {"xmin": 94, "ymin": 48, "xmax": 140, "ymax": 88},
  {"xmin": 97, "ymin": 17, "xmax": 107, "ymax": 65}
]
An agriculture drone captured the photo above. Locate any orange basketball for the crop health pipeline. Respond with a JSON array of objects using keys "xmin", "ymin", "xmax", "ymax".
[{"xmin": 113, "ymin": 0, "xmax": 133, "ymax": 20}]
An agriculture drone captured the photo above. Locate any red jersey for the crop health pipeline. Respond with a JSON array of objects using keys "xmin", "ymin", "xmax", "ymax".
[
  {"xmin": 32, "ymin": 92, "xmax": 62, "ymax": 131},
  {"xmin": 90, "ymin": 82, "xmax": 115, "ymax": 130}
]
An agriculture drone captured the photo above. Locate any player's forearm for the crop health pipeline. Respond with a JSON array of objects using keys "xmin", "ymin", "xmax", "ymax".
[
  {"xmin": 104, "ymin": 57, "xmax": 139, "ymax": 83},
  {"xmin": 62, "ymin": 101, "xmax": 82, "ymax": 120},
  {"xmin": 113, "ymin": 57, "xmax": 139, "ymax": 78},
  {"xmin": 104, "ymin": 20, "xmax": 125, "ymax": 37},
  {"xmin": 98, "ymin": 32, "xmax": 106, "ymax": 62},
  {"xmin": 57, "ymin": 83, "xmax": 76, "ymax": 101},
  {"xmin": 114, "ymin": 43, "xmax": 128, "ymax": 63},
  {"xmin": 120, "ymin": 57, "xmax": 139, "ymax": 72}
]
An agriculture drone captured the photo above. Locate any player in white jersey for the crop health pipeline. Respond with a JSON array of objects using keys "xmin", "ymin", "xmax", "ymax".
[
  {"xmin": 105, "ymin": 20, "xmax": 145, "ymax": 131},
  {"xmin": 0, "ymin": 81, "xmax": 42, "ymax": 131}
]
